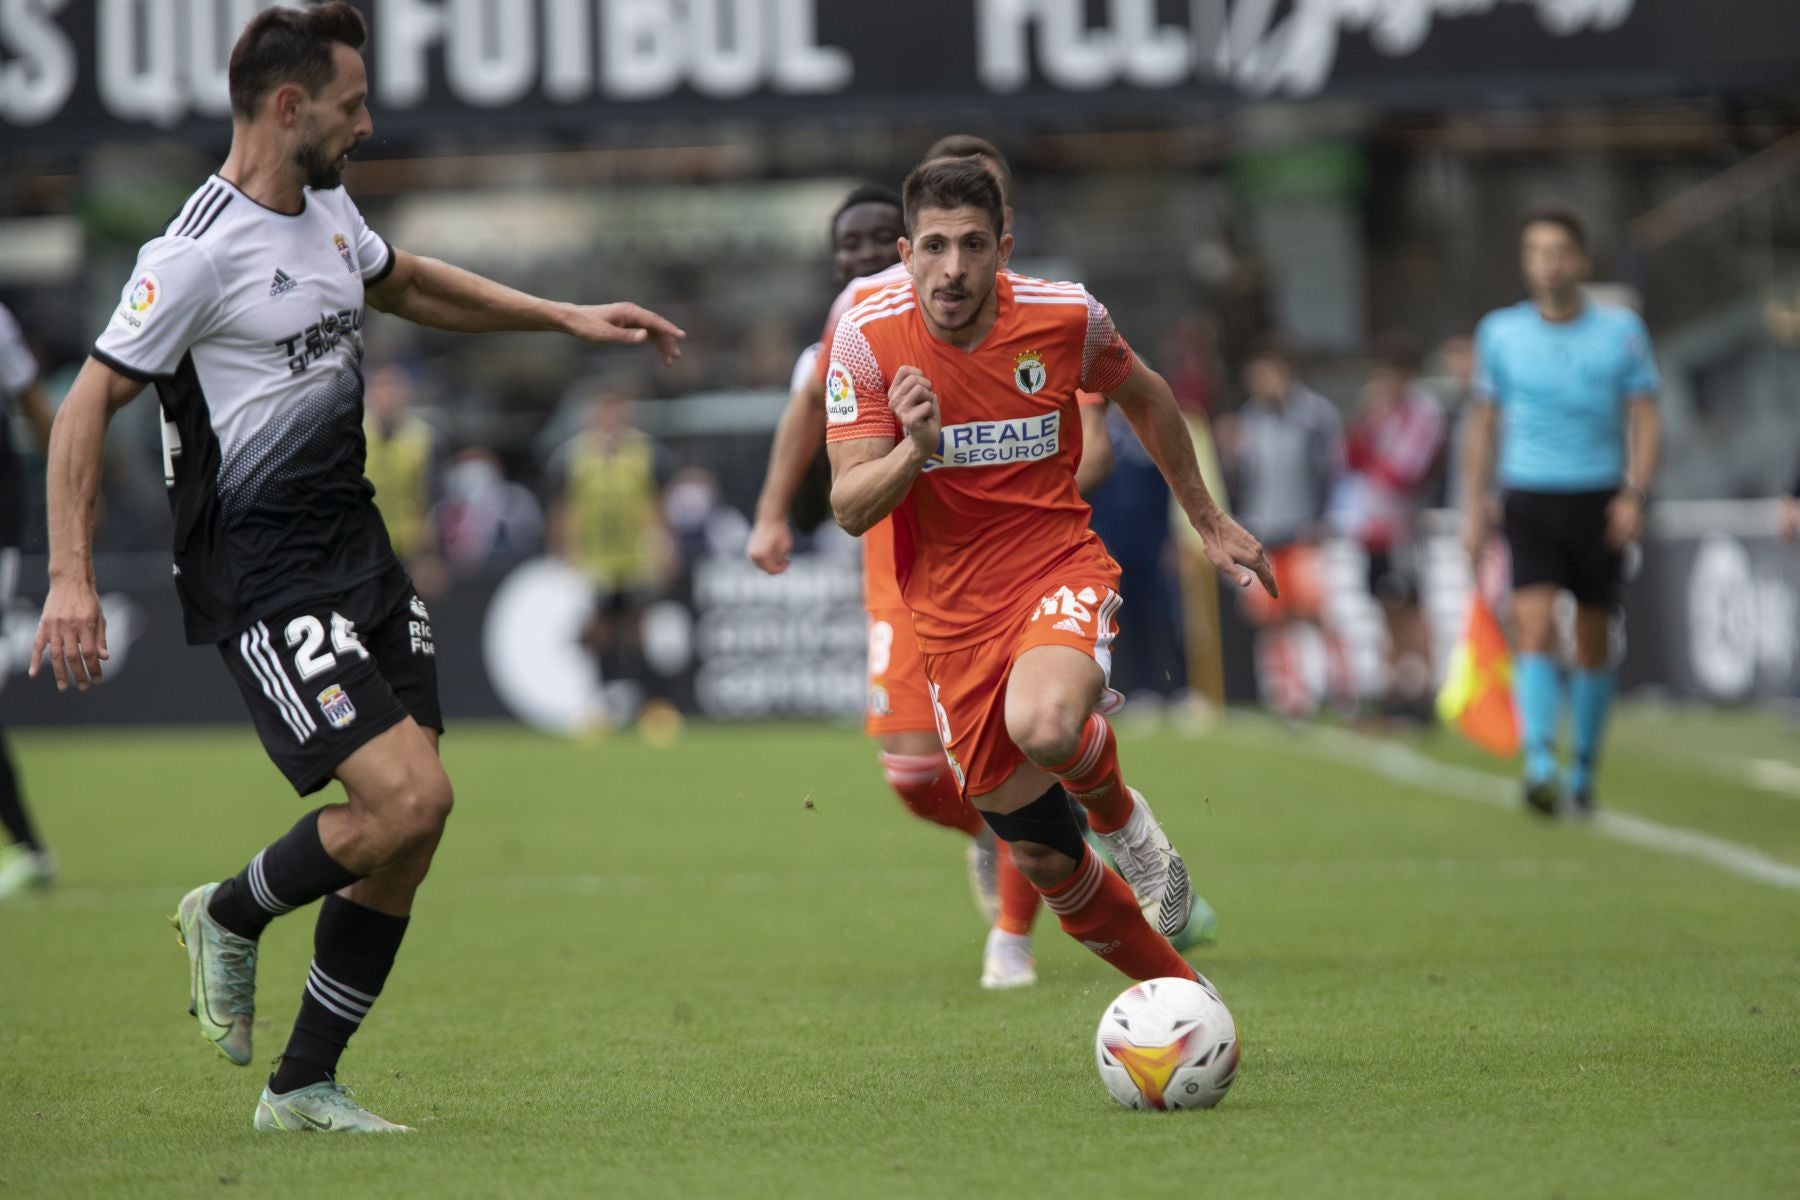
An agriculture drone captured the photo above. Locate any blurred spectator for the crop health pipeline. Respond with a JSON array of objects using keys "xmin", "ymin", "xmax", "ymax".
[
  {"xmin": 1431, "ymin": 334, "xmax": 1477, "ymax": 509},
  {"xmin": 362, "ymin": 364, "xmax": 445, "ymax": 594},
  {"xmin": 1337, "ymin": 331, "xmax": 1446, "ymax": 718},
  {"xmin": 1159, "ymin": 312, "xmax": 1224, "ymax": 420},
  {"xmin": 663, "ymin": 465, "xmax": 736, "ymax": 568},
  {"xmin": 1222, "ymin": 338, "xmax": 1343, "ymax": 716},
  {"xmin": 432, "ymin": 449, "xmax": 544, "ymax": 572},
  {"xmin": 549, "ymin": 389, "xmax": 676, "ymax": 718},
  {"xmin": 1087, "ymin": 403, "xmax": 1186, "ymax": 706}
]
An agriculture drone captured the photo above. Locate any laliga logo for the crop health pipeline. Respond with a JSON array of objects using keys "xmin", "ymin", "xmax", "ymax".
[
  {"xmin": 1014, "ymin": 349, "xmax": 1047, "ymax": 395},
  {"xmin": 128, "ymin": 275, "xmax": 157, "ymax": 312}
]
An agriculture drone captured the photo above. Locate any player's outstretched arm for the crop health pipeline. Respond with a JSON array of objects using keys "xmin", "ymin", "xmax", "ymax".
[
  {"xmin": 748, "ymin": 375, "xmax": 829, "ymax": 574},
  {"xmin": 1108, "ymin": 357, "xmax": 1277, "ymax": 597},
  {"xmin": 365, "ymin": 249, "xmax": 686, "ymax": 365},
  {"xmin": 826, "ymin": 366, "xmax": 941, "ymax": 536},
  {"xmin": 32, "ymin": 358, "xmax": 144, "ymax": 691}
]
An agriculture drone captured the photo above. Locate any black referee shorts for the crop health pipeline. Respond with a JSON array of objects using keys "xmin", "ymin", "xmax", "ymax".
[
  {"xmin": 219, "ymin": 572, "xmax": 443, "ymax": 796},
  {"xmin": 1502, "ymin": 489, "xmax": 1624, "ymax": 610}
]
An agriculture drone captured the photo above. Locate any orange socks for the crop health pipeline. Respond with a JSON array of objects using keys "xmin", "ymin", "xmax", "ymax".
[
  {"xmin": 879, "ymin": 752, "xmax": 986, "ymax": 838},
  {"xmin": 1047, "ymin": 714, "xmax": 1133, "ymax": 834},
  {"xmin": 995, "ymin": 850, "xmax": 1040, "ymax": 936},
  {"xmin": 1039, "ymin": 848, "xmax": 1196, "ymax": 982}
]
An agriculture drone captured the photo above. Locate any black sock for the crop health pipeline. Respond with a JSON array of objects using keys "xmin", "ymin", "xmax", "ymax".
[
  {"xmin": 207, "ymin": 808, "xmax": 362, "ymax": 941},
  {"xmin": 270, "ymin": 894, "xmax": 410, "ymax": 1094},
  {"xmin": 0, "ymin": 728, "xmax": 42, "ymax": 852}
]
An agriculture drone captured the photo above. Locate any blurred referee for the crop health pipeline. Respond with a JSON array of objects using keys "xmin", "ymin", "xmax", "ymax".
[{"xmin": 1460, "ymin": 208, "xmax": 1662, "ymax": 817}]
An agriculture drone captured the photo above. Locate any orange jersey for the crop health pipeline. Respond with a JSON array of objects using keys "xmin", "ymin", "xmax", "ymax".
[{"xmin": 824, "ymin": 272, "xmax": 1135, "ymax": 651}]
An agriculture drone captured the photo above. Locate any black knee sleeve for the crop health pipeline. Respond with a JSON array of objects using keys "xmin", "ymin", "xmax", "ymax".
[{"xmin": 981, "ymin": 783, "xmax": 1087, "ymax": 860}]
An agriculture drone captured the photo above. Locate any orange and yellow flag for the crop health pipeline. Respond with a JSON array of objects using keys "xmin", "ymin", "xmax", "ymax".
[{"xmin": 1436, "ymin": 595, "xmax": 1519, "ymax": 757}]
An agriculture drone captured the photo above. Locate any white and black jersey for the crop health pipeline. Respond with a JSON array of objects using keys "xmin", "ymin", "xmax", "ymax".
[
  {"xmin": 0, "ymin": 303, "xmax": 39, "ymax": 550},
  {"xmin": 93, "ymin": 176, "xmax": 401, "ymax": 645}
]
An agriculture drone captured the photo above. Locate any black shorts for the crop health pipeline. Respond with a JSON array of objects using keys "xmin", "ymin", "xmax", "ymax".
[
  {"xmin": 1502, "ymin": 489, "xmax": 1624, "ymax": 609},
  {"xmin": 218, "ymin": 570, "xmax": 442, "ymax": 796},
  {"xmin": 1366, "ymin": 543, "xmax": 1421, "ymax": 606}
]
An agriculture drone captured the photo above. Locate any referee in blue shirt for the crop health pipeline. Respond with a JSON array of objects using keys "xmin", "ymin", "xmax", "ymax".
[{"xmin": 1460, "ymin": 208, "xmax": 1662, "ymax": 817}]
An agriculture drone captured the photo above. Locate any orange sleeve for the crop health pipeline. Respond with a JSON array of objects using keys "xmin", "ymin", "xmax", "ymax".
[
  {"xmin": 823, "ymin": 315, "xmax": 901, "ymax": 444},
  {"xmin": 1080, "ymin": 290, "xmax": 1135, "ymax": 394}
]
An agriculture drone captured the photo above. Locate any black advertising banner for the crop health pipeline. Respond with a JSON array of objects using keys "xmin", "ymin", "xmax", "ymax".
[
  {"xmin": 4, "ymin": 1, "xmax": 1797, "ymax": 147},
  {"xmin": 5, "ymin": 520, "xmax": 1797, "ymax": 732}
]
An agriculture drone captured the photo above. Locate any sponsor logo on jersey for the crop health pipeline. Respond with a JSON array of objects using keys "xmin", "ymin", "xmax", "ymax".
[
  {"xmin": 923, "ymin": 411, "xmax": 1060, "ymax": 471},
  {"xmin": 275, "ymin": 307, "xmax": 363, "ymax": 373},
  {"xmin": 316, "ymin": 684, "xmax": 356, "ymax": 729},
  {"xmin": 1013, "ymin": 349, "xmax": 1047, "ymax": 395},
  {"xmin": 825, "ymin": 361, "xmax": 857, "ymax": 424},
  {"xmin": 333, "ymin": 233, "xmax": 355, "ymax": 274},
  {"xmin": 112, "ymin": 270, "xmax": 161, "ymax": 338},
  {"xmin": 269, "ymin": 268, "xmax": 298, "ymax": 297},
  {"xmin": 410, "ymin": 595, "xmax": 430, "ymax": 620}
]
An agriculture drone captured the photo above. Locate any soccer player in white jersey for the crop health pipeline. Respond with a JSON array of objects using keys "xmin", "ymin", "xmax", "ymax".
[
  {"xmin": 0, "ymin": 303, "xmax": 54, "ymax": 899},
  {"xmin": 31, "ymin": 2, "xmax": 682, "ymax": 1133}
]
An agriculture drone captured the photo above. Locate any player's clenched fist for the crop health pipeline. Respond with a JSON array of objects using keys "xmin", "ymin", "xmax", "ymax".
[{"xmin": 888, "ymin": 365, "xmax": 941, "ymax": 459}]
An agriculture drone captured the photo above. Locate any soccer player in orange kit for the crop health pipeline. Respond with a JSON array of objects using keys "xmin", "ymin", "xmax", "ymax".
[
  {"xmin": 824, "ymin": 158, "xmax": 1275, "ymax": 983},
  {"xmin": 750, "ymin": 141, "xmax": 1118, "ymax": 988}
]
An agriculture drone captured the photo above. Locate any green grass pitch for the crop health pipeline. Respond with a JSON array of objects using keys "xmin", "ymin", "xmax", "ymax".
[{"xmin": 2, "ymin": 708, "xmax": 1796, "ymax": 1198}]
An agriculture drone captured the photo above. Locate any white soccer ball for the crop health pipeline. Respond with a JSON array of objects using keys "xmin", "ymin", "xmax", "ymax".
[{"xmin": 1095, "ymin": 975, "xmax": 1239, "ymax": 1110}]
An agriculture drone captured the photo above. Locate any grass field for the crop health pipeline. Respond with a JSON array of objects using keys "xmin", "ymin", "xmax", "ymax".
[{"xmin": 2, "ymin": 707, "xmax": 1797, "ymax": 1199}]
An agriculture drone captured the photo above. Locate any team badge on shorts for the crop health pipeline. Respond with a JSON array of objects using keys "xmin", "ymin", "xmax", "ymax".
[
  {"xmin": 868, "ymin": 684, "xmax": 891, "ymax": 717},
  {"xmin": 317, "ymin": 684, "xmax": 357, "ymax": 729},
  {"xmin": 1013, "ymin": 350, "xmax": 1047, "ymax": 395}
]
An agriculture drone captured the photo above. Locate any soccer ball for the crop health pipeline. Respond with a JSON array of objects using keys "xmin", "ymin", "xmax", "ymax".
[{"xmin": 1095, "ymin": 975, "xmax": 1239, "ymax": 1110}]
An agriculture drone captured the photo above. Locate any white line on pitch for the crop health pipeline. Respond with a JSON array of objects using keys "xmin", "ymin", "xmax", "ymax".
[{"xmin": 1225, "ymin": 721, "xmax": 1800, "ymax": 893}]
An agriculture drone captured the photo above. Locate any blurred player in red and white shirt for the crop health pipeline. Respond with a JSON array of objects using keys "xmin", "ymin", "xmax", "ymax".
[
  {"xmin": 748, "ymin": 140, "xmax": 1112, "ymax": 989},
  {"xmin": 825, "ymin": 158, "xmax": 1273, "ymax": 987},
  {"xmin": 1341, "ymin": 331, "xmax": 1446, "ymax": 716}
]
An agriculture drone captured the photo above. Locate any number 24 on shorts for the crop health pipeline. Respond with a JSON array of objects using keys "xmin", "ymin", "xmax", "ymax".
[{"xmin": 284, "ymin": 612, "xmax": 370, "ymax": 682}]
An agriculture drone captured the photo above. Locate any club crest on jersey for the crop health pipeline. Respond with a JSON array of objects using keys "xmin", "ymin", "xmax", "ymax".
[
  {"xmin": 316, "ymin": 684, "xmax": 356, "ymax": 730},
  {"xmin": 825, "ymin": 361, "xmax": 857, "ymax": 424},
  {"xmin": 1014, "ymin": 350, "xmax": 1047, "ymax": 395},
  {"xmin": 923, "ymin": 412, "xmax": 1060, "ymax": 471},
  {"xmin": 333, "ymin": 233, "xmax": 355, "ymax": 273}
]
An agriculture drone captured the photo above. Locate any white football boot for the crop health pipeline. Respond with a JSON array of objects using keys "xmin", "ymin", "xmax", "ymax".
[
  {"xmin": 1093, "ymin": 788, "xmax": 1196, "ymax": 944},
  {"xmin": 979, "ymin": 927, "xmax": 1037, "ymax": 990}
]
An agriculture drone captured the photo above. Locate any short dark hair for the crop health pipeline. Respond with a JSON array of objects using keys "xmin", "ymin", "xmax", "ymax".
[
  {"xmin": 1372, "ymin": 329, "xmax": 1424, "ymax": 375},
  {"xmin": 902, "ymin": 158, "xmax": 1005, "ymax": 237},
  {"xmin": 1519, "ymin": 205, "xmax": 1588, "ymax": 252},
  {"xmin": 228, "ymin": 1, "xmax": 367, "ymax": 118},
  {"xmin": 830, "ymin": 184, "xmax": 903, "ymax": 242},
  {"xmin": 922, "ymin": 134, "xmax": 1013, "ymax": 206}
]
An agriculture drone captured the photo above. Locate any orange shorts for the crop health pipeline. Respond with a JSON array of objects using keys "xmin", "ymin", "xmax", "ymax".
[
  {"xmin": 921, "ymin": 580, "xmax": 1122, "ymax": 798},
  {"xmin": 1239, "ymin": 543, "xmax": 1325, "ymax": 626},
  {"xmin": 866, "ymin": 607, "xmax": 936, "ymax": 736}
]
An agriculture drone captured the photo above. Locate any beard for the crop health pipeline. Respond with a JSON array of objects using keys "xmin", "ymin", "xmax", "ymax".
[{"xmin": 296, "ymin": 137, "xmax": 348, "ymax": 190}]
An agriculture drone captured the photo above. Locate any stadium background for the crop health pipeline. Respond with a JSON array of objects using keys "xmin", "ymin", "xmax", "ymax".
[{"xmin": 2, "ymin": 0, "xmax": 1798, "ymax": 726}]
